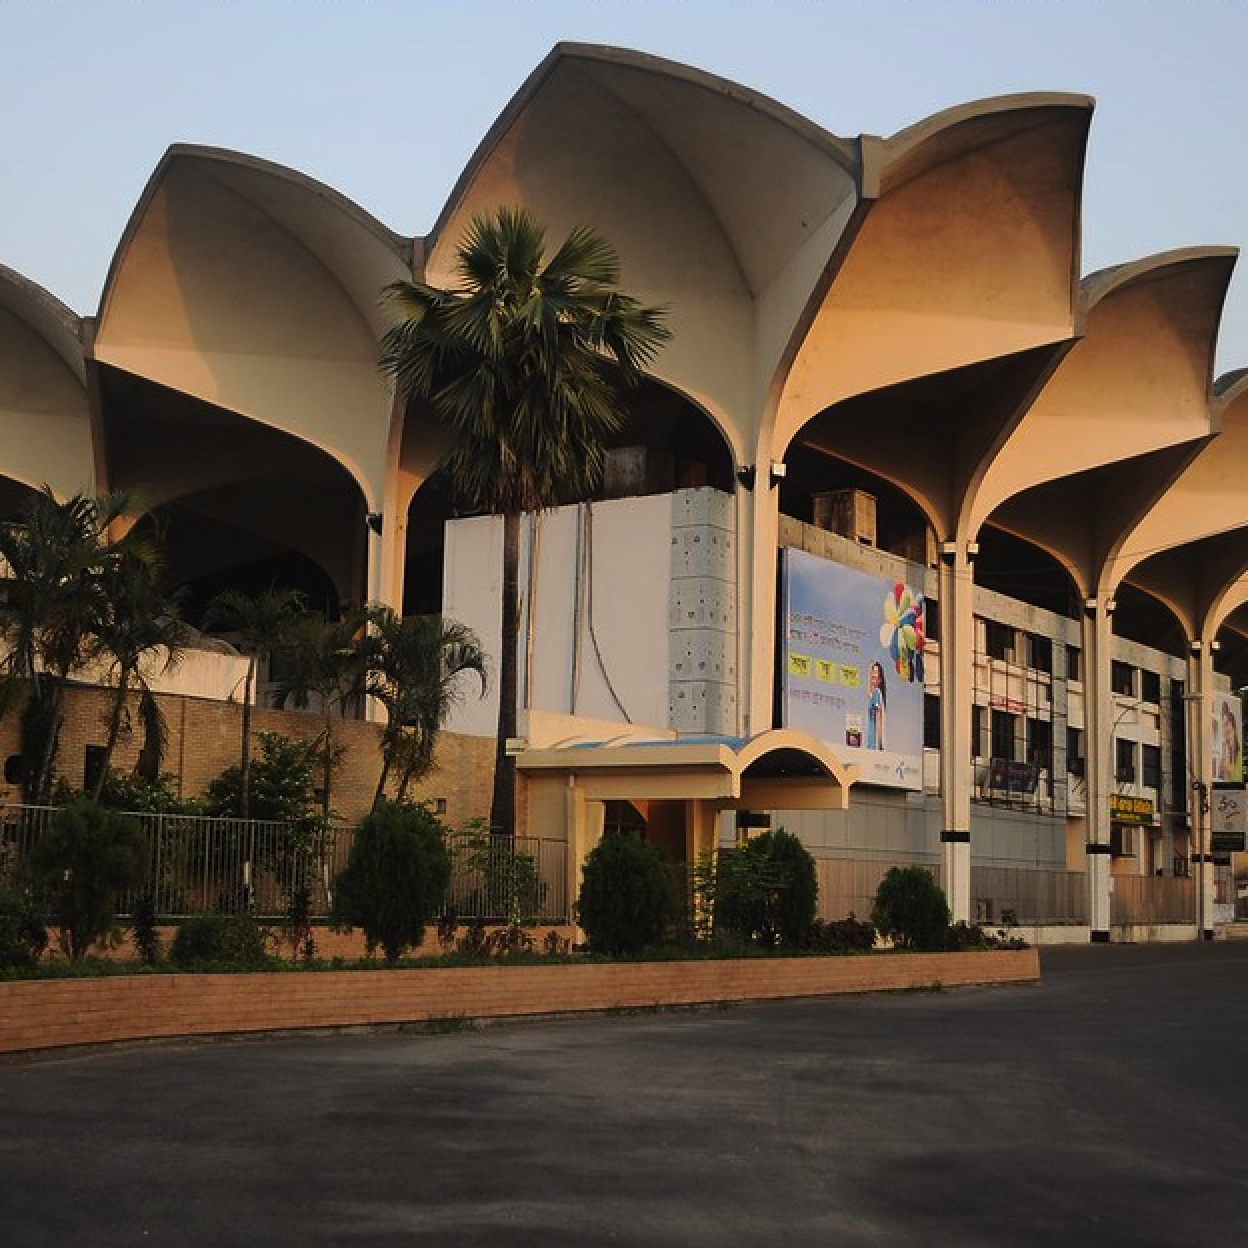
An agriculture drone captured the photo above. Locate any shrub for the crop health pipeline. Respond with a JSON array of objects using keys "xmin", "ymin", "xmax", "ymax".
[
  {"xmin": 871, "ymin": 866, "xmax": 950, "ymax": 951},
  {"xmin": 805, "ymin": 915, "xmax": 876, "ymax": 953},
  {"xmin": 0, "ymin": 888, "xmax": 48, "ymax": 970},
  {"xmin": 171, "ymin": 913, "xmax": 272, "ymax": 970},
  {"xmin": 331, "ymin": 801, "xmax": 451, "ymax": 963},
  {"xmin": 450, "ymin": 819, "xmax": 545, "ymax": 925},
  {"xmin": 129, "ymin": 892, "xmax": 163, "ymax": 965},
  {"xmin": 577, "ymin": 831, "xmax": 672, "ymax": 955},
  {"xmin": 21, "ymin": 799, "xmax": 149, "ymax": 961},
  {"xmin": 204, "ymin": 731, "xmax": 320, "ymax": 822},
  {"xmin": 97, "ymin": 772, "xmax": 203, "ymax": 815},
  {"xmin": 712, "ymin": 828, "xmax": 819, "ymax": 948}
]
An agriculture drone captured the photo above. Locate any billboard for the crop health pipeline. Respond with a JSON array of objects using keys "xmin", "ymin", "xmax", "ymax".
[
  {"xmin": 781, "ymin": 548, "xmax": 925, "ymax": 790},
  {"xmin": 1212, "ymin": 691, "xmax": 1243, "ymax": 784}
]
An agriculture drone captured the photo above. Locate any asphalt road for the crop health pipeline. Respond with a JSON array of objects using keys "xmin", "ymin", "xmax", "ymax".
[{"xmin": 3, "ymin": 942, "xmax": 1247, "ymax": 1247}]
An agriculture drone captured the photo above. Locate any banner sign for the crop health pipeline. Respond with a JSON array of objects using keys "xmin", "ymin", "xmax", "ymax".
[
  {"xmin": 989, "ymin": 758, "xmax": 1040, "ymax": 796},
  {"xmin": 1211, "ymin": 784, "xmax": 1246, "ymax": 853},
  {"xmin": 781, "ymin": 549, "xmax": 924, "ymax": 790},
  {"xmin": 1213, "ymin": 692, "xmax": 1243, "ymax": 783}
]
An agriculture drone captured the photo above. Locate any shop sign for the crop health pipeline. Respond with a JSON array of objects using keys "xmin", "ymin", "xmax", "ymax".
[{"xmin": 1109, "ymin": 793, "xmax": 1154, "ymax": 825}]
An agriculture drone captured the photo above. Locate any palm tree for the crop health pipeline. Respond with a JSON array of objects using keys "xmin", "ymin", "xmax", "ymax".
[
  {"xmin": 379, "ymin": 206, "xmax": 669, "ymax": 835},
  {"xmin": 0, "ymin": 487, "xmax": 156, "ymax": 803},
  {"xmin": 363, "ymin": 607, "xmax": 487, "ymax": 813},
  {"xmin": 271, "ymin": 609, "xmax": 370, "ymax": 821},
  {"xmin": 88, "ymin": 546, "xmax": 189, "ymax": 800},
  {"xmin": 203, "ymin": 586, "xmax": 307, "ymax": 820}
]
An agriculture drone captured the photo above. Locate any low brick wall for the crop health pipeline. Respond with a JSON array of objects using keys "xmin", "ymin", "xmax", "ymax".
[{"xmin": 0, "ymin": 949, "xmax": 1039, "ymax": 1056}]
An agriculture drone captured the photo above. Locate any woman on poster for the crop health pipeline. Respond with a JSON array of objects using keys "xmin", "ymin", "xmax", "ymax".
[{"xmin": 866, "ymin": 660, "xmax": 887, "ymax": 750}]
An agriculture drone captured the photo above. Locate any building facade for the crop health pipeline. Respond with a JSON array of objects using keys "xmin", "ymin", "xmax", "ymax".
[{"xmin": 2, "ymin": 45, "xmax": 1246, "ymax": 940}]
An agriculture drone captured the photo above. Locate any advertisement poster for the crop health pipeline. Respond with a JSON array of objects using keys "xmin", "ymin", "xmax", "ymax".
[
  {"xmin": 781, "ymin": 548, "xmax": 925, "ymax": 790},
  {"xmin": 1212, "ymin": 691, "xmax": 1243, "ymax": 783},
  {"xmin": 1211, "ymin": 786, "xmax": 1246, "ymax": 854}
]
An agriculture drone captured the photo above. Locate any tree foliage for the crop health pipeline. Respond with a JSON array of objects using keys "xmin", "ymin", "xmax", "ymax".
[
  {"xmin": 331, "ymin": 801, "xmax": 452, "ymax": 963},
  {"xmin": 271, "ymin": 609, "xmax": 370, "ymax": 821},
  {"xmin": 204, "ymin": 731, "xmax": 320, "ymax": 824},
  {"xmin": 363, "ymin": 608, "xmax": 487, "ymax": 812},
  {"xmin": 21, "ymin": 798, "xmax": 149, "ymax": 961},
  {"xmin": 203, "ymin": 586, "xmax": 307, "ymax": 820},
  {"xmin": 379, "ymin": 207, "xmax": 670, "ymax": 836},
  {"xmin": 0, "ymin": 488, "xmax": 161, "ymax": 802}
]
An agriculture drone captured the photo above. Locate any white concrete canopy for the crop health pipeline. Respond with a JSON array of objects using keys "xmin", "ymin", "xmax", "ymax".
[{"xmin": 0, "ymin": 265, "xmax": 94, "ymax": 501}]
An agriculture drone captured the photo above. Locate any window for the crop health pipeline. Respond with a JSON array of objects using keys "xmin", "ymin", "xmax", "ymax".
[
  {"xmin": 1111, "ymin": 661, "xmax": 1136, "ymax": 698},
  {"xmin": 1115, "ymin": 737, "xmax": 1136, "ymax": 783},
  {"xmin": 924, "ymin": 597, "xmax": 940, "ymax": 643},
  {"xmin": 1027, "ymin": 717, "xmax": 1052, "ymax": 772},
  {"xmin": 923, "ymin": 694, "xmax": 941, "ymax": 749},
  {"xmin": 1110, "ymin": 824, "xmax": 1137, "ymax": 858},
  {"xmin": 971, "ymin": 705, "xmax": 985, "ymax": 758},
  {"xmin": 1142, "ymin": 744, "xmax": 1162, "ymax": 790},
  {"xmin": 1140, "ymin": 669, "xmax": 1161, "ymax": 704},
  {"xmin": 1066, "ymin": 645, "xmax": 1081, "ymax": 682},
  {"xmin": 991, "ymin": 709, "xmax": 1019, "ymax": 761},
  {"xmin": 1026, "ymin": 633, "xmax": 1052, "ymax": 675},
  {"xmin": 984, "ymin": 620, "xmax": 1014, "ymax": 661},
  {"xmin": 1067, "ymin": 726, "xmax": 1085, "ymax": 775}
]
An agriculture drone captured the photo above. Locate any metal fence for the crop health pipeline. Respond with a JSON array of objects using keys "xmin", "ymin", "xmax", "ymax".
[
  {"xmin": 1110, "ymin": 874, "xmax": 1197, "ymax": 927},
  {"xmin": 817, "ymin": 858, "xmax": 1199, "ymax": 930},
  {"xmin": 0, "ymin": 806, "xmax": 570, "ymax": 924},
  {"xmin": 971, "ymin": 866, "xmax": 1089, "ymax": 926}
]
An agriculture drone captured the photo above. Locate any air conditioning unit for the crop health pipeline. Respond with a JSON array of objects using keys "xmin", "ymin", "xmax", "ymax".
[{"xmin": 812, "ymin": 489, "xmax": 877, "ymax": 546}]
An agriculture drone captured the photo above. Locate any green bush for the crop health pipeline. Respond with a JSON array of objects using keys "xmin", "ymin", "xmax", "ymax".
[
  {"xmin": 21, "ymin": 799, "xmax": 149, "ymax": 961},
  {"xmin": 331, "ymin": 801, "xmax": 451, "ymax": 964},
  {"xmin": 0, "ymin": 888, "xmax": 48, "ymax": 970},
  {"xmin": 577, "ymin": 831, "xmax": 673, "ymax": 955},
  {"xmin": 871, "ymin": 866, "xmax": 950, "ymax": 951},
  {"xmin": 204, "ymin": 731, "xmax": 320, "ymax": 822},
  {"xmin": 712, "ymin": 828, "xmax": 819, "ymax": 948},
  {"xmin": 170, "ymin": 913, "xmax": 272, "ymax": 970}
]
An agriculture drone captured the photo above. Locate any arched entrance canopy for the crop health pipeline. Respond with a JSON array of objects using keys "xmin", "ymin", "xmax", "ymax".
[{"xmin": 518, "ymin": 728, "xmax": 857, "ymax": 811}]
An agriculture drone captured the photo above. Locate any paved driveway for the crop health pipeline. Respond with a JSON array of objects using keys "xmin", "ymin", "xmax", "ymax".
[{"xmin": 3, "ymin": 942, "xmax": 1247, "ymax": 1246}]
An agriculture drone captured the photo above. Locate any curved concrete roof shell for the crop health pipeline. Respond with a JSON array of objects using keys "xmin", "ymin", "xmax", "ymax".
[
  {"xmin": 0, "ymin": 265, "xmax": 95, "ymax": 501},
  {"xmin": 970, "ymin": 248, "xmax": 1236, "ymax": 562},
  {"xmin": 94, "ymin": 146, "xmax": 412, "ymax": 506},
  {"xmin": 776, "ymin": 94, "xmax": 1093, "ymax": 458},
  {"xmin": 427, "ymin": 43, "xmax": 862, "ymax": 461}
]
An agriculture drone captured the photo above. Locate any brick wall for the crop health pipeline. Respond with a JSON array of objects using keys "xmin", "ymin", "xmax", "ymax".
[
  {"xmin": 0, "ymin": 684, "xmax": 496, "ymax": 830},
  {"xmin": 0, "ymin": 949, "xmax": 1040, "ymax": 1055}
]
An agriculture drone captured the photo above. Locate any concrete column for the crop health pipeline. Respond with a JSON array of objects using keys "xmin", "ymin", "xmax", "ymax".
[
  {"xmin": 1082, "ymin": 596, "xmax": 1114, "ymax": 941},
  {"xmin": 565, "ymin": 782, "xmax": 604, "ymax": 940},
  {"xmin": 937, "ymin": 540, "xmax": 975, "ymax": 923},
  {"xmin": 1188, "ymin": 642, "xmax": 1216, "ymax": 940},
  {"xmin": 742, "ymin": 461, "xmax": 782, "ymax": 739}
]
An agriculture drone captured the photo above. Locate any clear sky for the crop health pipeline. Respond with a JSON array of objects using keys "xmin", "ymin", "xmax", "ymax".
[{"xmin": 5, "ymin": 0, "xmax": 1247, "ymax": 373}]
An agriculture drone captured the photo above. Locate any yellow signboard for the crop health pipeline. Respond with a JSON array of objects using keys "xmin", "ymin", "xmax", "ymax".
[{"xmin": 1109, "ymin": 793, "xmax": 1155, "ymax": 825}]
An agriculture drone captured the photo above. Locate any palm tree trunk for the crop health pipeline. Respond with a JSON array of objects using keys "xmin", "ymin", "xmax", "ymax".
[
  {"xmin": 32, "ymin": 677, "xmax": 67, "ymax": 805},
  {"xmin": 91, "ymin": 668, "xmax": 134, "ymax": 801},
  {"xmin": 321, "ymin": 711, "xmax": 333, "ymax": 822},
  {"xmin": 240, "ymin": 656, "xmax": 255, "ymax": 821},
  {"xmin": 489, "ymin": 509, "xmax": 521, "ymax": 838},
  {"xmin": 371, "ymin": 741, "xmax": 393, "ymax": 813}
]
